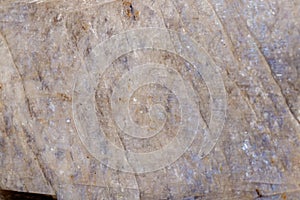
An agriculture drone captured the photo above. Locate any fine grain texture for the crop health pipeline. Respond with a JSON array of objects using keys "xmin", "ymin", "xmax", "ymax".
[{"xmin": 0, "ymin": 0, "xmax": 299, "ymax": 199}]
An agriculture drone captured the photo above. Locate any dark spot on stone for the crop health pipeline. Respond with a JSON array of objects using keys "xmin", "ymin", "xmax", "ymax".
[
  {"xmin": 55, "ymin": 149, "xmax": 65, "ymax": 160},
  {"xmin": 53, "ymin": 13, "xmax": 63, "ymax": 23},
  {"xmin": 256, "ymin": 188, "xmax": 263, "ymax": 197},
  {"xmin": 165, "ymin": 105, "xmax": 170, "ymax": 112},
  {"xmin": 106, "ymin": 27, "xmax": 113, "ymax": 36},
  {"xmin": 85, "ymin": 46, "xmax": 92, "ymax": 56},
  {"xmin": 0, "ymin": 138, "xmax": 5, "ymax": 148},
  {"xmin": 4, "ymin": 111, "xmax": 13, "ymax": 134}
]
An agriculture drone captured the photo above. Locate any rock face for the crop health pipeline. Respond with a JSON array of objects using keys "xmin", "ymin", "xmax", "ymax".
[{"xmin": 0, "ymin": 0, "xmax": 299, "ymax": 199}]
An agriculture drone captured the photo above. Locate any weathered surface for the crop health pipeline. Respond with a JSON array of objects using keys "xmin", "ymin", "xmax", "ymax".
[{"xmin": 0, "ymin": 0, "xmax": 299, "ymax": 199}]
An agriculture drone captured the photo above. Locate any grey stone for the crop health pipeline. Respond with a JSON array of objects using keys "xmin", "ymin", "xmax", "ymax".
[{"xmin": 0, "ymin": 0, "xmax": 299, "ymax": 199}]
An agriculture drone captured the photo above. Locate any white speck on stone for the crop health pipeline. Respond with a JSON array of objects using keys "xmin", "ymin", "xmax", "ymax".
[
  {"xmin": 245, "ymin": 171, "xmax": 250, "ymax": 177},
  {"xmin": 56, "ymin": 13, "xmax": 62, "ymax": 21},
  {"xmin": 133, "ymin": 98, "xmax": 137, "ymax": 102},
  {"xmin": 49, "ymin": 101, "xmax": 55, "ymax": 112},
  {"xmin": 174, "ymin": 168, "xmax": 179, "ymax": 178},
  {"xmin": 242, "ymin": 140, "xmax": 250, "ymax": 151},
  {"xmin": 49, "ymin": 120, "xmax": 55, "ymax": 126}
]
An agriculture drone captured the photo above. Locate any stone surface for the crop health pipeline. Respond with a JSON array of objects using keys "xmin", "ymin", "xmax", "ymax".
[{"xmin": 0, "ymin": 0, "xmax": 299, "ymax": 199}]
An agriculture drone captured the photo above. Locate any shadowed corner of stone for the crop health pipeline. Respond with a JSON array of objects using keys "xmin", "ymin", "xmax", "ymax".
[
  {"xmin": 0, "ymin": 189, "xmax": 57, "ymax": 200},
  {"xmin": 182, "ymin": 195, "xmax": 201, "ymax": 200}
]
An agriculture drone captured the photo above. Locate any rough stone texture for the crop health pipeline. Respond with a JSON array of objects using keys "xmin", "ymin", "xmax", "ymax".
[{"xmin": 0, "ymin": 0, "xmax": 299, "ymax": 199}]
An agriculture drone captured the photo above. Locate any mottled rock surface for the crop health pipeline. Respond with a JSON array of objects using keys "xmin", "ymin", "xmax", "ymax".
[{"xmin": 0, "ymin": 0, "xmax": 299, "ymax": 199}]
